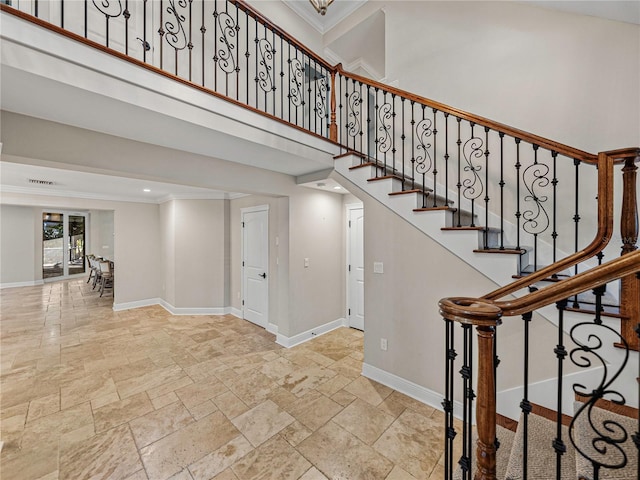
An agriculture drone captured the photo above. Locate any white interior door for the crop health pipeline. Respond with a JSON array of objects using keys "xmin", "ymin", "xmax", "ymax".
[
  {"xmin": 242, "ymin": 206, "xmax": 269, "ymax": 328},
  {"xmin": 348, "ymin": 206, "xmax": 365, "ymax": 330}
]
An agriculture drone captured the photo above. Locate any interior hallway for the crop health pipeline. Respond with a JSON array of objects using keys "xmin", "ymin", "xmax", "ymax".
[{"xmin": 0, "ymin": 279, "xmax": 454, "ymax": 480}]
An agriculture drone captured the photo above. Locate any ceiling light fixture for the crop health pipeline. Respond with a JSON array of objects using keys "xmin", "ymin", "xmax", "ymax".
[
  {"xmin": 143, "ymin": 188, "xmax": 151, "ymax": 192},
  {"xmin": 309, "ymin": 0, "xmax": 334, "ymax": 16},
  {"xmin": 333, "ymin": 186, "xmax": 342, "ymax": 190}
]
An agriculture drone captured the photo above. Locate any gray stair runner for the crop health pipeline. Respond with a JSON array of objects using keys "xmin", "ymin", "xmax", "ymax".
[
  {"xmin": 504, "ymin": 412, "xmax": 577, "ymax": 480},
  {"xmin": 573, "ymin": 402, "xmax": 638, "ymax": 480},
  {"xmin": 453, "ymin": 425, "xmax": 516, "ymax": 480}
]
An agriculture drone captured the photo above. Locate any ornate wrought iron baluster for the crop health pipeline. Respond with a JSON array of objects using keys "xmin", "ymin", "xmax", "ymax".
[
  {"xmin": 521, "ymin": 307, "xmax": 534, "ymax": 480},
  {"xmin": 187, "ymin": 0, "xmax": 192, "ymax": 81},
  {"xmin": 279, "ymin": 36, "xmax": 283, "ymax": 119},
  {"xmin": 200, "ymin": 0, "xmax": 205, "ymax": 86},
  {"xmin": 432, "ymin": 109, "xmax": 438, "ymax": 207},
  {"xmin": 234, "ymin": 4, "xmax": 239, "ymax": 100},
  {"xmin": 61, "ymin": 0, "xmax": 64, "ymax": 28},
  {"xmin": 573, "ymin": 159, "xmax": 581, "ymax": 307},
  {"xmin": 245, "ymin": 10, "xmax": 249, "ymax": 105},
  {"xmin": 377, "ymin": 90, "xmax": 393, "ymax": 175},
  {"xmin": 554, "ymin": 299, "xmax": 569, "ymax": 479},
  {"xmin": 93, "ymin": 0, "xmax": 124, "ymax": 49},
  {"xmin": 213, "ymin": 2, "xmax": 218, "ymax": 90},
  {"xmin": 459, "ymin": 323, "xmax": 473, "ymax": 480},
  {"xmin": 346, "ymin": 80, "xmax": 362, "ymax": 151},
  {"xmin": 443, "ymin": 318, "xmax": 457, "ymax": 480},
  {"xmin": 124, "ymin": 0, "xmax": 131, "ymax": 55},
  {"xmin": 551, "ymin": 151, "xmax": 558, "ymax": 267},
  {"xmin": 164, "ymin": 0, "xmax": 188, "ymax": 76},
  {"xmin": 456, "ymin": 117, "xmax": 462, "ymax": 227},
  {"xmin": 272, "ymin": 29, "xmax": 276, "ymax": 117},
  {"xmin": 416, "ymin": 105, "xmax": 432, "ymax": 207},
  {"xmin": 499, "ymin": 132, "xmax": 505, "ymax": 250},
  {"xmin": 289, "ymin": 47, "xmax": 303, "ymax": 126},
  {"xmin": 568, "ymin": 318, "xmax": 631, "ymax": 478},
  {"xmin": 515, "ymin": 138, "xmax": 522, "ymax": 249},
  {"xmin": 444, "ymin": 113, "xmax": 450, "ymax": 206},
  {"xmin": 358, "ymin": 81, "xmax": 363, "ymax": 153},
  {"xmin": 410, "ymin": 102, "xmax": 416, "ymax": 190},
  {"xmin": 401, "ymin": 98, "xmax": 406, "ymax": 187},
  {"xmin": 483, "ymin": 127, "xmax": 490, "ymax": 246},
  {"xmin": 523, "ymin": 144, "xmax": 550, "ymax": 272},
  {"xmin": 84, "ymin": 0, "xmax": 88, "ymax": 38},
  {"xmin": 462, "ymin": 123, "xmax": 484, "ymax": 228}
]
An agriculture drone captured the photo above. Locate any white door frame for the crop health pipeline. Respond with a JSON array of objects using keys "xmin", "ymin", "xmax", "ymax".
[
  {"xmin": 241, "ymin": 205, "xmax": 269, "ymax": 328},
  {"xmin": 42, "ymin": 209, "xmax": 88, "ymax": 282},
  {"xmin": 346, "ymin": 203, "xmax": 364, "ymax": 330}
]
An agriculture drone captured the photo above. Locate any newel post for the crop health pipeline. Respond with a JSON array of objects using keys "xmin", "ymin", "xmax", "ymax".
[
  {"xmin": 475, "ymin": 325, "xmax": 498, "ymax": 480},
  {"xmin": 620, "ymin": 153, "xmax": 639, "ymax": 350},
  {"xmin": 329, "ymin": 69, "xmax": 338, "ymax": 142},
  {"xmin": 439, "ymin": 297, "xmax": 502, "ymax": 480}
]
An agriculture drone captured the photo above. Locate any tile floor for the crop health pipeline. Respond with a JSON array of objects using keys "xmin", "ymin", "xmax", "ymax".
[{"xmin": 1, "ymin": 279, "xmax": 453, "ymax": 480}]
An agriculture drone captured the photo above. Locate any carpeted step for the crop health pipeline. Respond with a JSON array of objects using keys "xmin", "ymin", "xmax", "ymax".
[
  {"xmin": 573, "ymin": 402, "xmax": 638, "ymax": 479},
  {"xmin": 505, "ymin": 412, "xmax": 577, "ymax": 479},
  {"xmin": 453, "ymin": 425, "xmax": 516, "ymax": 480}
]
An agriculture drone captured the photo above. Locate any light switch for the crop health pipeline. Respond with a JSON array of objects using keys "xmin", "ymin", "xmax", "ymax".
[
  {"xmin": 373, "ymin": 262, "xmax": 384, "ymax": 274},
  {"xmin": 304, "ymin": 258, "xmax": 310, "ymax": 268}
]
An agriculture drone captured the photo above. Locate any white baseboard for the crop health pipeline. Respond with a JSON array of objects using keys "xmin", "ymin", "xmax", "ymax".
[
  {"xmin": 159, "ymin": 300, "xmax": 230, "ymax": 316},
  {"xmin": 276, "ymin": 317, "xmax": 347, "ymax": 348},
  {"xmin": 113, "ymin": 298, "xmax": 163, "ymax": 311},
  {"xmin": 0, "ymin": 280, "xmax": 45, "ymax": 289},
  {"xmin": 362, "ymin": 363, "xmax": 465, "ymax": 421},
  {"xmin": 267, "ymin": 322, "xmax": 278, "ymax": 334},
  {"xmin": 228, "ymin": 307, "xmax": 243, "ymax": 319}
]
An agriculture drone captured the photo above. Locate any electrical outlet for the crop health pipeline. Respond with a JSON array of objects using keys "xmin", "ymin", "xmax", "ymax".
[{"xmin": 380, "ymin": 338, "xmax": 388, "ymax": 351}]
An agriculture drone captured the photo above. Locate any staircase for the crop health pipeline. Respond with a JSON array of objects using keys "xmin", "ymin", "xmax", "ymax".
[{"xmin": 2, "ymin": 2, "xmax": 638, "ymax": 479}]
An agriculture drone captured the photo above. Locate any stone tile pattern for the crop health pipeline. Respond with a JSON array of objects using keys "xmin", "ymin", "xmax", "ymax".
[{"xmin": 1, "ymin": 280, "xmax": 451, "ymax": 479}]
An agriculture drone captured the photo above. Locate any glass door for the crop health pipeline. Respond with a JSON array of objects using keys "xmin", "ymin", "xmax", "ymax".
[
  {"xmin": 68, "ymin": 215, "xmax": 86, "ymax": 275},
  {"xmin": 43, "ymin": 212, "xmax": 87, "ymax": 279},
  {"xmin": 43, "ymin": 213, "xmax": 64, "ymax": 278}
]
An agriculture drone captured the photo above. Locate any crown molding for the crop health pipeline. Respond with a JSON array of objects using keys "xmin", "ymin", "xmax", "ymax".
[{"xmin": 282, "ymin": 0, "xmax": 368, "ymax": 34}]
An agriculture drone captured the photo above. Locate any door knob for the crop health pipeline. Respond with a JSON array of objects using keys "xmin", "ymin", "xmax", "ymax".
[{"xmin": 259, "ymin": 272, "xmax": 267, "ymax": 278}]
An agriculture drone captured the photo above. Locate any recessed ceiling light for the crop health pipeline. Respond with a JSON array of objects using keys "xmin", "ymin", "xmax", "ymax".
[
  {"xmin": 333, "ymin": 186, "xmax": 342, "ymax": 190},
  {"xmin": 316, "ymin": 182, "xmax": 326, "ymax": 188},
  {"xmin": 143, "ymin": 188, "xmax": 151, "ymax": 192}
]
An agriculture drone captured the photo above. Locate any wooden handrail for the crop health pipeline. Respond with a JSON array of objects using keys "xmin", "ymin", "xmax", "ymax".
[
  {"xmin": 334, "ymin": 65, "xmax": 598, "ymax": 164},
  {"xmin": 441, "ymin": 249, "xmax": 640, "ymax": 321}
]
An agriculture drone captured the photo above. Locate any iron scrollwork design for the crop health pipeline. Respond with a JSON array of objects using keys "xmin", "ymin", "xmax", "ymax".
[
  {"xmin": 462, "ymin": 136, "xmax": 484, "ymax": 200},
  {"xmin": 164, "ymin": 0, "xmax": 188, "ymax": 51},
  {"xmin": 415, "ymin": 117, "xmax": 433, "ymax": 175},
  {"xmin": 93, "ymin": 0, "xmax": 123, "ymax": 18},
  {"xmin": 522, "ymin": 162, "xmax": 550, "ymax": 235},
  {"xmin": 377, "ymin": 101, "xmax": 393, "ymax": 154},
  {"xmin": 568, "ymin": 322, "xmax": 631, "ymax": 473},
  {"xmin": 289, "ymin": 58, "xmax": 304, "ymax": 107},
  {"xmin": 315, "ymin": 76, "xmax": 327, "ymax": 120},
  {"xmin": 217, "ymin": 12, "xmax": 238, "ymax": 74},
  {"xmin": 257, "ymin": 38, "xmax": 275, "ymax": 93},
  {"xmin": 346, "ymin": 91, "xmax": 362, "ymax": 138}
]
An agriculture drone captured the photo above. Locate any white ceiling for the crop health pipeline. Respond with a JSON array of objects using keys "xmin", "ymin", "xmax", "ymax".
[{"xmin": 0, "ymin": 161, "xmax": 243, "ymax": 204}]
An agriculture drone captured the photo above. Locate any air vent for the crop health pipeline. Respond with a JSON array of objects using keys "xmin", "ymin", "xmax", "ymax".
[{"xmin": 28, "ymin": 179, "xmax": 55, "ymax": 186}]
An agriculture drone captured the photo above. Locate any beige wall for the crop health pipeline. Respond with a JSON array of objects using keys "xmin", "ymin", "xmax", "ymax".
[
  {"xmin": 160, "ymin": 201, "xmax": 176, "ymax": 306},
  {"xmin": 0, "ymin": 204, "xmax": 38, "ymax": 285},
  {"xmin": 173, "ymin": 199, "xmax": 227, "ymax": 308},
  {"xmin": 89, "ymin": 210, "xmax": 114, "ymax": 259}
]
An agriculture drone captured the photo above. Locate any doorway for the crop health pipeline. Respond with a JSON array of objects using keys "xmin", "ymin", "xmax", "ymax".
[
  {"xmin": 347, "ymin": 204, "xmax": 364, "ymax": 330},
  {"xmin": 241, "ymin": 205, "xmax": 269, "ymax": 329},
  {"xmin": 42, "ymin": 211, "xmax": 87, "ymax": 280}
]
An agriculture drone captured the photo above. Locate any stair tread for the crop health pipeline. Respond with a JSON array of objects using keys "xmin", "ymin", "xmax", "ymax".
[
  {"xmin": 573, "ymin": 401, "xmax": 638, "ymax": 480},
  {"xmin": 367, "ymin": 174, "xmax": 404, "ymax": 182},
  {"xmin": 442, "ymin": 226, "xmax": 502, "ymax": 233},
  {"xmin": 505, "ymin": 412, "xmax": 577, "ymax": 480},
  {"xmin": 453, "ymin": 425, "xmax": 516, "ymax": 480},
  {"xmin": 388, "ymin": 188, "xmax": 434, "ymax": 196},
  {"xmin": 474, "ymin": 247, "xmax": 528, "ymax": 255}
]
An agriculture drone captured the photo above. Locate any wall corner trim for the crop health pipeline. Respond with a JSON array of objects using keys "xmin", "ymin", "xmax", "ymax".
[
  {"xmin": 159, "ymin": 300, "xmax": 230, "ymax": 316},
  {"xmin": 361, "ymin": 363, "xmax": 465, "ymax": 421},
  {"xmin": 276, "ymin": 317, "xmax": 348, "ymax": 348},
  {"xmin": 229, "ymin": 307, "xmax": 243, "ymax": 319}
]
